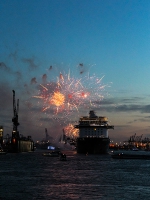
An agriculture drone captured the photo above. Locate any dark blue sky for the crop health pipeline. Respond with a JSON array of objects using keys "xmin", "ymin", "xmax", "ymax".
[{"xmin": 0, "ymin": 0, "xmax": 150, "ymax": 142}]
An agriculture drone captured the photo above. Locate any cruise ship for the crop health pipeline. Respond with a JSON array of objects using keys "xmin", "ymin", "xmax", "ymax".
[{"xmin": 74, "ymin": 110, "xmax": 114, "ymax": 154}]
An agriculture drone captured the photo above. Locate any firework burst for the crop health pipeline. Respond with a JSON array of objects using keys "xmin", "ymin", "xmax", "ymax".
[
  {"xmin": 33, "ymin": 70, "xmax": 109, "ymax": 118},
  {"xmin": 63, "ymin": 123, "xmax": 79, "ymax": 138}
]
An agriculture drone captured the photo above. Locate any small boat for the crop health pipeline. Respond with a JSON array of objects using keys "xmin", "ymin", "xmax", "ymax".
[
  {"xmin": 59, "ymin": 153, "xmax": 67, "ymax": 161},
  {"xmin": 42, "ymin": 151, "xmax": 60, "ymax": 157}
]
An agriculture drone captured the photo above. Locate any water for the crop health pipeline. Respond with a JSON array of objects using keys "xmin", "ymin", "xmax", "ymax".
[{"xmin": 1, "ymin": 150, "xmax": 150, "ymax": 200}]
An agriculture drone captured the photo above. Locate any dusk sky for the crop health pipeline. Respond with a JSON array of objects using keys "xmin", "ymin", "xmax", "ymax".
[{"xmin": 0, "ymin": 0, "xmax": 150, "ymax": 143}]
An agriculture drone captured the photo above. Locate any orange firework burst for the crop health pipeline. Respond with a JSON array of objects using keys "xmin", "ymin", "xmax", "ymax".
[
  {"xmin": 64, "ymin": 123, "xmax": 79, "ymax": 138},
  {"xmin": 33, "ymin": 70, "xmax": 109, "ymax": 117},
  {"xmin": 50, "ymin": 91, "xmax": 65, "ymax": 107}
]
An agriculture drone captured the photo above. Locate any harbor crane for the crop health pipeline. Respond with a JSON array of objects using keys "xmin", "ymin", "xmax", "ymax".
[{"xmin": 12, "ymin": 90, "xmax": 20, "ymax": 139}]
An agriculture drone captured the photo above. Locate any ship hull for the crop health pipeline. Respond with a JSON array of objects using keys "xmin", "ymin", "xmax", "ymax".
[{"xmin": 76, "ymin": 137, "xmax": 110, "ymax": 154}]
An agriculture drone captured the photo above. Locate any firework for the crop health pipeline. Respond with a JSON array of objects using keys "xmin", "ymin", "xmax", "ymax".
[
  {"xmin": 63, "ymin": 123, "xmax": 79, "ymax": 138},
  {"xmin": 33, "ymin": 70, "xmax": 108, "ymax": 117}
]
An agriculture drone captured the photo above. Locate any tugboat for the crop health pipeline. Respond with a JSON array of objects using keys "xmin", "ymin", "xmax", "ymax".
[
  {"xmin": 59, "ymin": 153, "xmax": 67, "ymax": 161},
  {"xmin": 74, "ymin": 110, "xmax": 114, "ymax": 154}
]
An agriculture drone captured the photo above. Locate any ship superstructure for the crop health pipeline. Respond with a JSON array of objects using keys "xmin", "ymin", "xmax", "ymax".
[{"xmin": 74, "ymin": 110, "xmax": 114, "ymax": 154}]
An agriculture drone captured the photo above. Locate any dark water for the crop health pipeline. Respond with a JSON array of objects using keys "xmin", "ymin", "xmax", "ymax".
[{"xmin": 0, "ymin": 150, "xmax": 150, "ymax": 200}]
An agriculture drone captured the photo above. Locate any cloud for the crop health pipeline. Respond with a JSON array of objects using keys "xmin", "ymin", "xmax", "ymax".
[
  {"xmin": 144, "ymin": 116, "xmax": 150, "ymax": 119},
  {"xmin": 114, "ymin": 104, "xmax": 150, "ymax": 113},
  {"xmin": 142, "ymin": 105, "xmax": 150, "ymax": 113},
  {"xmin": 92, "ymin": 97, "xmax": 150, "ymax": 114},
  {"xmin": 121, "ymin": 97, "xmax": 144, "ymax": 103},
  {"xmin": 115, "ymin": 104, "xmax": 141, "ymax": 112},
  {"xmin": 99, "ymin": 99, "xmax": 115, "ymax": 105}
]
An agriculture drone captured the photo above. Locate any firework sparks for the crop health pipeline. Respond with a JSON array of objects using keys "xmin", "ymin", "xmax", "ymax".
[
  {"xmin": 64, "ymin": 123, "xmax": 79, "ymax": 138},
  {"xmin": 50, "ymin": 91, "xmax": 65, "ymax": 107},
  {"xmin": 40, "ymin": 84, "xmax": 48, "ymax": 91},
  {"xmin": 33, "ymin": 70, "xmax": 109, "ymax": 116}
]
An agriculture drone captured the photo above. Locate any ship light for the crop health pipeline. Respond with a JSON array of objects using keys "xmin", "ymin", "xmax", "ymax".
[
  {"xmin": 47, "ymin": 146, "xmax": 55, "ymax": 150},
  {"xmin": 94, "ymin": 128, "xmax": 96, "ymax": 131}
]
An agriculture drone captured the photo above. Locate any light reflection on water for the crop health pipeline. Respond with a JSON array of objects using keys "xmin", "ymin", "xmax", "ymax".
[{"xmin": 0, "ymin": 151, "xmax": 150, "ymax": 199}]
